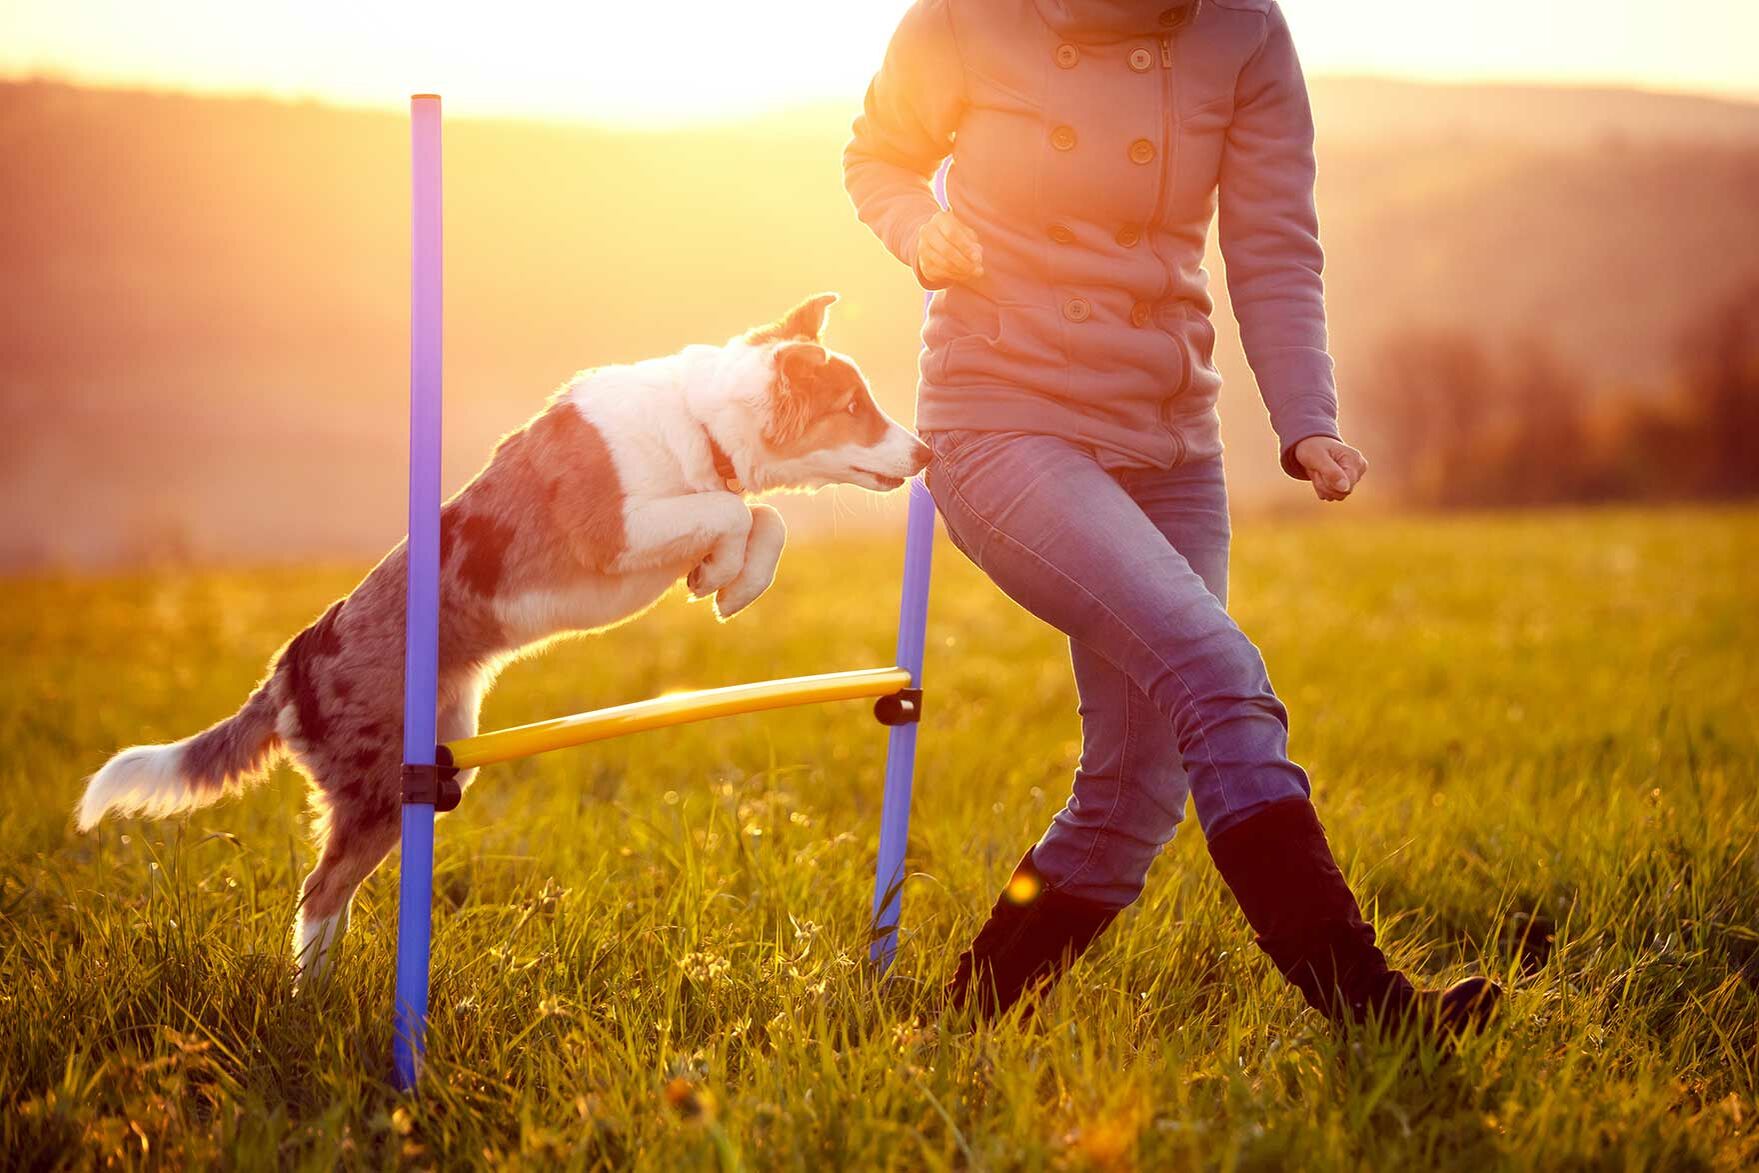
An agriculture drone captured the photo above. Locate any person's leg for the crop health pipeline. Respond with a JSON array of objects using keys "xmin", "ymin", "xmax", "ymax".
[
  {"xmin": 1031, "ymin": 652, "xmax": 1187, "ymax": 907},
  {"xmin": 927, "ymin": 430, "xmax": 1306, "ymax": 838},
  {"xmin": 949, "ymin": 643, "xmax": 1192, "ymax": 1018},
  {"xmin": 929, "ymin": 429, "xmax": 1499, "ymax": 1033},
  {"xmin": 930, "ymin": 429, "xmax": 1298, "ymax": 1015},
  {"xmin": 1034, "ymin": 457, "xmax": 1233, "ymax": 906}
]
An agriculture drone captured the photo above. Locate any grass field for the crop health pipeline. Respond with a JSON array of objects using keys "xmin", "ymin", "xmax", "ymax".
[{"xmin": 2, "ymin": 506, "xmax": 1756, "ymax": 1170}]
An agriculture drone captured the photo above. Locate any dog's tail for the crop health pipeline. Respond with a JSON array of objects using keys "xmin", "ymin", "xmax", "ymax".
[{"xmin": 77, "ymin": 682, "xmax": 283, "ymax": 831}]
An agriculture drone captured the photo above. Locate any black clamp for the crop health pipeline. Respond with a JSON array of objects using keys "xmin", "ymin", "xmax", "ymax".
[
  {"xmin": 874, "ymin": 687, "xmax": 924, "ymax": 726},
  {"xmin": 401, "ymin": 747, "xmax": 462, "ymax": 812}
]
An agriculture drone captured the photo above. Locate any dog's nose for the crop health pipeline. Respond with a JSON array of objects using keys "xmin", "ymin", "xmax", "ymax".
[{"xmin": 908, "ymin": 434, "xmax": 931, "ymax": 471}]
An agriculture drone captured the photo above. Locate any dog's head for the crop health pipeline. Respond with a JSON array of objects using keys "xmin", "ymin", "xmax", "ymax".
[{"xmin": 737, "ymin": 293, "xmax": 930, "ymax": 493}]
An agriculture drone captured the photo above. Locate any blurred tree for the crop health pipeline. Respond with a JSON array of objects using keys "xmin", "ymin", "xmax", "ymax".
[
  {"xmin": 1676, "ymin": 280, "xmax": 1759, "ymax": 497},
  {"xmin": 1357, "ymin": 327, "xmax": 1496, "ymax": 507},
  {"xmin": 1484, "ymin": 337, "xmax": 1593, "ymax": 506},
  {"xmin": 1358, "ymin": 288, "xmax": 1758, "ymax": 509}
]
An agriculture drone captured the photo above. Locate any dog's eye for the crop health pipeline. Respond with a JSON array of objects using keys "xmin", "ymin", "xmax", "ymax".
[{"xmin": 845, "ymin": 400, "xmax": 859, "ymax": 416}]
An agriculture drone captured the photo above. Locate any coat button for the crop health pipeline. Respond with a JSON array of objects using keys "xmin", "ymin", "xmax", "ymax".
[
  {"xmin": 1129, "ymin": 138, "xmax": 1156, "ymax": 165},
  {"xmin": 1051, "ymin": 125, "xmax": 1078, "ymax": 151},
  {"xmin": 1055, "ymin": 43, "xmax": 1080, "ymax": 69},
  {"xmin": 1116, "ymin": 224, "xmax": 1142, "ymax": 247},
  {"xmin": 1131, "ymin": 301, "xmax": 1153, "ymax": 327},
  {"xmin": 1129, "ymin": 47, "xmax": 1154, "ymax": 72},
  {"xmin": 1064, "ymin": 297, "xmax": 1092, "ymax": 323},
  {"xmin": 1049, "ymin": 223, "xmax": 1076, "ymax": 244}
]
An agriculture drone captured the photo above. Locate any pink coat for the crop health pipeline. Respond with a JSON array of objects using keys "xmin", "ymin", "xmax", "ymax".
[{"xmin": 845, "ymin": 0, "xmax": 1339, "ymax": 476}]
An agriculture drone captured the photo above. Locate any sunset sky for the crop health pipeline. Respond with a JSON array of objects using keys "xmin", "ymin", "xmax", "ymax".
[{"xmin": 3, "ymin": 0, "xmax": 1755, "ymax": 124}]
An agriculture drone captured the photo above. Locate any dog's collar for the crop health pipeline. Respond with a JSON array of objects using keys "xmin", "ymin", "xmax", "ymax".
[{"xmin": 703, "ymin": 428, "xmax": 744, "ymax": 494}]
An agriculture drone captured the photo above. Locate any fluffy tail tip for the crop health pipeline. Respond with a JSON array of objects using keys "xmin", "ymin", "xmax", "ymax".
[{"xmin": 76, "ymin": 743, "xmax": 191, "ymax": 831}]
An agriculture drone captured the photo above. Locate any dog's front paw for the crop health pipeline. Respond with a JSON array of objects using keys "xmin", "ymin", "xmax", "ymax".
[
  {"xmin": 712, "ymin": 505, "xmax": 784, "ymax": 619},
  {"xmin": 687, "ymin": 552, "xmax": 743, "ymax": 597},
  {"xmin": 713, "ymin": 577, "xmax": 766, "ymax": 620}
]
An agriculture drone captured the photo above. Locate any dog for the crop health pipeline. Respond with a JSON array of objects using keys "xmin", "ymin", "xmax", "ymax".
[{"xmin": 76, "ymin": 292, "xmax": 929, "ymax": 978}]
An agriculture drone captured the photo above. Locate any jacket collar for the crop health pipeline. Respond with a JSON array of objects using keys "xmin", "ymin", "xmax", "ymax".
[{"xmin": 1033, "ymin": 0, "xmax": 1202, "ymax": 42}]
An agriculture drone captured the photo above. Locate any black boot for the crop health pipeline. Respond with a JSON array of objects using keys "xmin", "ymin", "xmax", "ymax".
[
  {"xmin": 946, "ymin": 849, "xmax": 1119, "ymax": 1020},
  {"xmin": 1207, "ymin": 799, "xmax": 1501, "ymax": 1037}
]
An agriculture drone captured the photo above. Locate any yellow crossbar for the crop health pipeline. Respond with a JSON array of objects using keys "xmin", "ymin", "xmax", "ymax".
[{"xmin": 442, "ymin": 666, "xmax": 913, "ymax": 769}]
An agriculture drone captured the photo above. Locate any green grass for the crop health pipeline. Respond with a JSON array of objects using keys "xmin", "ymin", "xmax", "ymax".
[{"xmin": 2, "ymin": 506, "xmax": 1756, "ymax": 1170}]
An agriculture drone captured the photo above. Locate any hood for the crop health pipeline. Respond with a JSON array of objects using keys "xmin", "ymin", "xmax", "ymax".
[{"xmin": 1033, "ymin": 0, "xmax": 1203, "ymax": 42}]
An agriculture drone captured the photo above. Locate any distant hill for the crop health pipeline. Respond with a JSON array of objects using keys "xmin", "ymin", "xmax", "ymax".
[
  {"xmin": 1307, "ymin": 77, "xmax": 1759, "ymax": 147},
  {"xmin": 2, "ymin": 79, "xmax": 1756, "ymax": 567}
]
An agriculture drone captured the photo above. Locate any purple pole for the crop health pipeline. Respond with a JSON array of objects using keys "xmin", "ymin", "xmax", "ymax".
[
  {"xmin": 868, "ymin": 479, "xmax": 935, "ymax": 969},
  {"xmin": 869, "ymin": 164, "xmax": 946, "ymax": 970},
  {"xmin": 394, "ymin": 93, "xmax": 443, "ymax": 1091}
]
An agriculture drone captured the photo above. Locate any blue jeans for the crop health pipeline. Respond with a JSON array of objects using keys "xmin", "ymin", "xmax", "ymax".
[{"xmin": 926, "ymin": 429, "xmax": 1311, "ymax": 908}]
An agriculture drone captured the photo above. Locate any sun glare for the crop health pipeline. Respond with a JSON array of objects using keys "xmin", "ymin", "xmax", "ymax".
[
  {"xmin": 0, "ymin": 0, "xmax": 911, "ymax": 124},
  {"xmin": 1, "ymin": 0, "xmax": 1754, "ymax": 125}
]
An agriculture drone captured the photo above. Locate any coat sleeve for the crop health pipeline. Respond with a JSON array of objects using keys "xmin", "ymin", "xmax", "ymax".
[
  {"xmin": 843, "ymin": 0, "xmax": 966, "ymax": 290},
  {"xmin": 1217, "ymin": 3, "xmax": 1340, "ymax": 478}
]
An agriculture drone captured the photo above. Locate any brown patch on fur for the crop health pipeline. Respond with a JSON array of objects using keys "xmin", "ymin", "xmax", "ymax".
[
  {"xmin": 283, "ymin": 599, "xmax": 345, "ymax": 743},
  {"xmin": 765, "ymin": 342, "xmax": 891, "ymax": 456},
  {"xmin": 766, "ymin": 344, "xmax": 827, "ymax": 445},
  {"xmin": 522, "ymin": 403, "xmax": 626, "ymax": 570},
  {"xmin": 744, "ymin": 292, "xmax": 837, "ymax": 346},
  {"xmin": 441, "ymin": 507, "xmax": 517, "ymax": 596}
]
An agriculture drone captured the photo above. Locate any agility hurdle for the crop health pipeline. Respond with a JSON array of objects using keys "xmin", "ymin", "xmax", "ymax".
[{"xmin": 391, "ymin": 95, "xmax": 938, "ymax": 1089}]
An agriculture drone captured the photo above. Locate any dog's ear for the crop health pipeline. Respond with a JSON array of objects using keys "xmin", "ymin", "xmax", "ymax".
[
  {"xmin": 745, "ymin": 292, "xmax": 838, "ymax": 345},
  {"xmin": 765, "ymin": 341, "xmax": 830, "ymax": 445},
  {"xmin": 778, "ymin": 341, "xmax": 830, "ymax": 385}
]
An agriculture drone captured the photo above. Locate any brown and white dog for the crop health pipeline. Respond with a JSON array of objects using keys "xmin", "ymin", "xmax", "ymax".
[{"xmin": 76, "ymin": 293, "xmax": 928, "ymax": 977}]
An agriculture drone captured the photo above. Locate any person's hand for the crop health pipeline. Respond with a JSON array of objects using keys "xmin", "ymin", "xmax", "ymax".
[
  {"xmin": 1293, "ymin": 436, "xmax": 1368, "ymax": 502},
  {"xmin": 915, "ymin": 210, "xmax": 984, "ymax": 284}
]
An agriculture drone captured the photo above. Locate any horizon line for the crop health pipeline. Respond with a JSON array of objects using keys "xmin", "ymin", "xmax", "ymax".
[{"xmin": 3, "ymin": 67, "xmax": 1756, "ymax": 132}]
